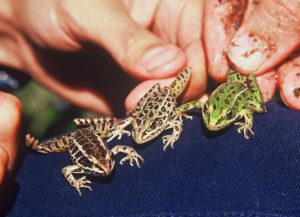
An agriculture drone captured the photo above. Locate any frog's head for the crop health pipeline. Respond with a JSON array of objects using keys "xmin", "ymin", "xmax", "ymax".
[
  {"xmin": 86, "ymin": 144, "xmax": 115, "ymax": 177},
  {"xmin": 132, "ymin": 118, "xmax": 165, "ymax": 144},
  {"xmin": 202, "ymin": 100, "xmax": 238, "ymax": 131}
]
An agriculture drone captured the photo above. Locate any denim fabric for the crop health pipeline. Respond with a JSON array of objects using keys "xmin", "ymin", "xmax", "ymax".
[{"xmin": 4, "ymin": 102, "xmax": 300, "ymax": 217}]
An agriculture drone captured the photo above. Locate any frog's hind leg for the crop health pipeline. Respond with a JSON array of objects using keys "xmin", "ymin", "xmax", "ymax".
[
  {"xmin": 162, "ymin": 119, "xmax": 183, "ymax": 151},
  {"xmin": 73, "ymin": 116, "xmax": 131, "ymax": 140},
  {"xmin": 178, "ymin": 100, "xmax": 203, "ymax": 119},
  {"xmin": 62, "ymin": 165, "xmax": 92, "ymax": 196},
  {"xmin": 170, "ymin": 66, "xmax": 192, "ymax": 97},
  {"xmin": 25, "ymin": 133, "xmax": 71, "ymax": 154},
  {"xmin": 246, "ymin": 74, "xmax": 266, "ymax": 113},
  {"xmin": 73, "ymin": 116, "xmax": 118, "ymax": 128}
]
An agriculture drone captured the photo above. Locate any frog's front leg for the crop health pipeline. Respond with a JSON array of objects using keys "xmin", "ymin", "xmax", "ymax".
[
  {"xmin": 62, "ymin": 165, "xmax": 92, "ymax": 196},
  {"xmin": 178, "ymin": 100, "xmax": 203, "ymax": 120},
  {"xmin": 234, "ymin": 109, "xmax": 255, "ymax": 139},
  {"xmin": 111, "ymin": 145, "xmax": 144, "ymax": 168},
  {"xmin": 162, "ymin": 119, "xmax": 183, "ymax": 151}
]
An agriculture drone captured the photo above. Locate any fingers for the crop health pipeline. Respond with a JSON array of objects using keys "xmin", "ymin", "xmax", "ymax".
[
  {"xmin": 60, "ymin": 0, "xmax": 187, "ymax": 79},
  {"xmin": 0, "ymin": 92, "xmax": 22, "ymax": 185},
  {"xmin": 126, "ymin": 0, "xmax": 206, "ymax": 111},
  {"xmin": 256, "ymin": 70, "xmax": 277, "ymax": 103},
  {"xmin": 278, "ymin": 52, "xmax": 300, "ymax": 110},
  {"xmin": 203, "ymin": 0, "xmax": 247, "ymax": 82},
  {"xmin": 153, "ymin": 0, "xmax": 206, "ymax": 100},
  {"xmin": 228, "ymin": 0, "xmax": 300, "ymax": 74}
]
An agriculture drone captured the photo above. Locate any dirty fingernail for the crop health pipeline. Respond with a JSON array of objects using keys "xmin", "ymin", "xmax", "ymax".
[{"xmin": 228, "ymin": 33, "xmax": 273, "ymax": 73}]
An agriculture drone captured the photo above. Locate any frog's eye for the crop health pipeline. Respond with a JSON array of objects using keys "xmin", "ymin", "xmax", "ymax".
[
  {"xmin": 226, "ymin": 109, "xmax": 233, "ymax": 119},
  {"xmin": 100, "ymin": 159, "xmax": 106, "ymax": 165}
]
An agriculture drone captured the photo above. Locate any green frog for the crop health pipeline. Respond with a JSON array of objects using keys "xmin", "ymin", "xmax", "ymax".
[{"xmin": 186, "ymin": 68, "xmax": 265, "ymax": 138}]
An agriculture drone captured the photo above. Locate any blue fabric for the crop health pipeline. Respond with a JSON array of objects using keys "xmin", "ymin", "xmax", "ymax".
[{"xmin": 3, "ymin": 102, "xmax": 300, "ymax": 216}]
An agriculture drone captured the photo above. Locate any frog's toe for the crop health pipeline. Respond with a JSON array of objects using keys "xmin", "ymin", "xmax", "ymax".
[{"xmin": 162, "ymin": 136, "xmax": 176, "ymax": 151}]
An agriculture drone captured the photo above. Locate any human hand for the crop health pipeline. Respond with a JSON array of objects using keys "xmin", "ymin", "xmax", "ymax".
[
  {"xmin": 0, "ymin": 92, "xmax": 22, "ymax": 187},
  {"xmin": 0, "ymin": 0, "xmax": 206, "ymax": 114},
  {"xmin": 204, "ymin": 0, "xmax": 300, "ymax": 107}
]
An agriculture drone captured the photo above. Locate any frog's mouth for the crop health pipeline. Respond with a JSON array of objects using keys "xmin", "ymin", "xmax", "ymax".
[
  {"xmin": 132, "ymin": 130, "xmax": 162, "ymax": 144},
  {"xmin": 205, "ymin": 124, "xmax": 224, "ymax": 131},
  {"xmin": 203, "ymin": 117, "xmax": 234, "ymax": 131}
]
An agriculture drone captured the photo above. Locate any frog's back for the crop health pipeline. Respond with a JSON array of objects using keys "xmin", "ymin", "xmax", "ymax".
[
  {"xmin": 210, "ymin": 82, "xmax": 247, "ymax": 108},
  {"xmin": 69, "ymin": 129, "xmax": 108, "ymax": 169},
  {"xmin": 131, "ymin": 87, "xmax": 177, "ymax": 120}
]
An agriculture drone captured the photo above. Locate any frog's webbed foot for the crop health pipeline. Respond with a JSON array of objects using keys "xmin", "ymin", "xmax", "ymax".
[
  {"xmin": 107, "ymin": 118, "xmax": 133, "ymax": 142},
  {"xmin": 62, "ymin": 165, "xmax": 92, "ymax": 196},
  {"xmin": 73, "ymin": 176, "xmax": 92, "ymax": 196},
  {"xmin": 234, "ymin": 122, "xmax": 255, "ymax": 139},
  {"xmin": 162, "ymin": 120, "xmax": 183, "ymax": 151},
  {"xmin": 162, "ymin": 135, "xmax": 177, "ymax": 150},
  {"xmin": 107, "ymin": 128, "xmax": 131, "ymax": 142},
  {"xmin": 111, "ymin": 145, "xmax": 144, "ymax": 168},
  {"xmin": 119, "ymin": 152, "xmax": 144, "ymax": 168}
]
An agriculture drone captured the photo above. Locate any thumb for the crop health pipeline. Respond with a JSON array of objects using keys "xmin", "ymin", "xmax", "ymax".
[
  {"xmin": 60, "ymin": 1, "xmax": 187, "ymax": 79},
  {"xmin": 228, "ymin": 0, "xmax": 300, "ymax": 74}
]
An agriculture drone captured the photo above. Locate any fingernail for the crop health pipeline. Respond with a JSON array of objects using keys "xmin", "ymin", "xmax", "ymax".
[
  {"xmin": 228, "ymin": 33, "xmax": 274, "ymax": 72},
  {"xmin": 142, "ymin": 45, "xmax": 185, "ymax": 74}
]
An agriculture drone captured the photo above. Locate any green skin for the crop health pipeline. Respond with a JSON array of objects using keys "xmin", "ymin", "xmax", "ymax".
[{"xmin": 184, "ymin": 69, "xmax": 266, "ymax": 139}]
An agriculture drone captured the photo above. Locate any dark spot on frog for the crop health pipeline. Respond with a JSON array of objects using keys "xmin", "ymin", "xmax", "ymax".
[
  {"xmin": 148, "ymin": 111, "xmax": 154, "ymax": 118},
  {"xmin": 213, "ymin": 104, "xmax": 217, "ymax": 110},
  {"xmin": 224, "ymin": 99, "xmax": 230, "ymax": 105},
  {"xmin": 215, "ymin": 96, "xmax": 220, "ymax": 101},
  {"xmin": 136, "ymin": 119, "xmax": 141, "ymax": 126}
]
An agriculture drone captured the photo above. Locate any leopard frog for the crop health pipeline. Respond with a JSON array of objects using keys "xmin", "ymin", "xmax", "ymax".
[
  {"xmin": 26, "ymin": 128, "xmax": 143, "ymax": 196},
  {"xmin": 74, "ymin": 67, "xmax": 201, "ymax": 150}
]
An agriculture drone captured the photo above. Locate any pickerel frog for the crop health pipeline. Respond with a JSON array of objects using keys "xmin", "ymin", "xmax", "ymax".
[
  {"xmin": 195, "ymin": 68, "xmax": 265, "ymax": 138},
  {"xmin": 26, "ymin": 128, "xmax": 143, "ymax": 196},
  {"xmin": 74, "ymin": 67, "xmax": 200, "ymax": 150}
]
